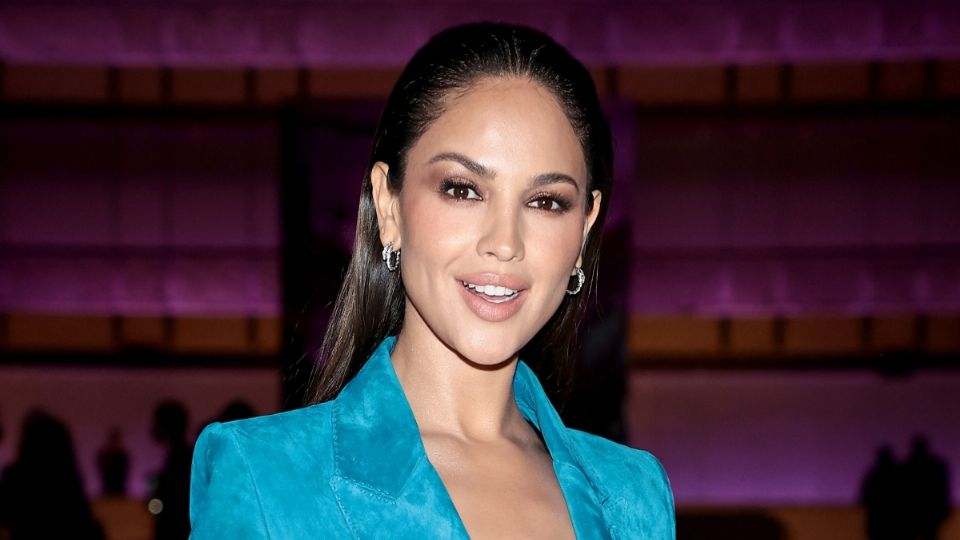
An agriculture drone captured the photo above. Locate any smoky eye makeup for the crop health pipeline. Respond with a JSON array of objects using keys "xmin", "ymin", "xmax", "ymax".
[
  {"xmin": 430, "ymin": 159, "xmax": 584, "ymax": 211},
  {"xmin": 526, "ymin": 191, "xmax": 573, "ymax": 213},
  {"xmin": 437, "ymin": 177, "xmax": 482, "ymax": 201},
  {"xmin": 436, "ymin": 176, "xmax": 579, "ymax": 214}
]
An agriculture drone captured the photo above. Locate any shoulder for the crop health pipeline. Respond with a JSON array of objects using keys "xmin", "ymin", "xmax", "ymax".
[
  {"xmin": 567, "ymin": 429, "xmax": 669, "ymax": 491},
  {"xmin": 566, "ymin": 429, "xmax": 676, "ymax": 538},
  {"xmin": 195, "ymin": 402, "xmax": 335, "ymax": 472},
  {"xmin": 206, "ymin": 401, "xmax": 334, "ymax": 437},
  {"xmin": 190, "ymin": 403, "xmax": 344, "ymax": 539}
]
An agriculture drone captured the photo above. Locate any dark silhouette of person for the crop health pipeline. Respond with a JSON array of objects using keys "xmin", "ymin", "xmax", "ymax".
[
  {"xmin": 903, "ymin": 435, "xmax": 952, "ymax": 540},
  {"xmin": 0, "ymin": 409, "xmax": 105, "ymax": 540},
  {"xmin": 861, "ymin": 444, "xmax": 909, "ymax": 540},
  {"xmin": 214, "ymin": 399, "xmax": 257, "ymax": 424},
  {"xmin": 150, "ymin": 400, "xmax": 192, "ymax": 540},
  {"xmin": 195, "ymin": 400, "xmax": 258, "ymax": 441},
  {"xmin": 97, "ymin": 426, "xmax": 129, "ymax": 496}
]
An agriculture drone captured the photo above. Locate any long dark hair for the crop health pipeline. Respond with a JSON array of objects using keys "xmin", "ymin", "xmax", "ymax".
[{"xmin": 304, "ymin": 22, "xmax": 613, "ymax": 404}]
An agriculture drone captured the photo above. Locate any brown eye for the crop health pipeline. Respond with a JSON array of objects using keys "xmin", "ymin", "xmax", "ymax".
[
  {"xmin": 528, "ymin": 196, "xmax": 563, "ymax": 212},
  {"xmin": 442, "ymin": 181, "xmax": 481, "ymax": 200}
]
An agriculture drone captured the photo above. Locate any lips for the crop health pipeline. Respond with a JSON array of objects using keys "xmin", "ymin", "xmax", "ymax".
[{"xmin": 455, "ymin": 272, "xmax": 528, "ymax": 322}]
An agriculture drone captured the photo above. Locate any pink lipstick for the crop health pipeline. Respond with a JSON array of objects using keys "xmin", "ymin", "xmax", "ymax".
[{"xmin": 456, "ymin": 273, "xmax": 528, "ymax": 322}]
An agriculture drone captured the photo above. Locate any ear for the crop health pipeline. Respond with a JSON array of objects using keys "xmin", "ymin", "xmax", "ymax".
[
  {"xmin": 370, "ymin": 161, "xmax": 402, "ymax": 249},
  {"xmin": 575, "ymin": 190, "xmax": 602, "ymax": 269}
]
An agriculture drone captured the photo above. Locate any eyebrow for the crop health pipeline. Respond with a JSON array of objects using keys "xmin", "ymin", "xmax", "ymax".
[
  {"xmin": 427, "ymin": 151, "xmax": 581, "ymax": 193},
  {"xmin": 532, "ymin": 172, "xmax": 580, "ymax": 193},
  {"xmin": 428, "ymin": 152, "xmax": 492, "ymax": 178}
]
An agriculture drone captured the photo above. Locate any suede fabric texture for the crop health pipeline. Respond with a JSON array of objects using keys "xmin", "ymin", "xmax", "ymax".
[{"xmin": 189, "ymin": 336, "xmax": 675, "ymax": 539}]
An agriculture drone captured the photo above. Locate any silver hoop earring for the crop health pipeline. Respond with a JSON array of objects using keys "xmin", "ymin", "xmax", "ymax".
[
  {"xmin": 566, "ymin": 266, "xmax": 585, "ymax": 295},
  {"xmin": 381, "ymin": 241, "xmax": 400, "ymax": 272}
]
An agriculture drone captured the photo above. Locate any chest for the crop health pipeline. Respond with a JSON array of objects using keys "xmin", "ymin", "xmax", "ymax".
[
  {"xmin": 430, "ymin": 446, "xmax": 576, "ymax": 540},
  {"xmin": 326, "ymin": 439, "xmax": 617, "ymax": 539}
]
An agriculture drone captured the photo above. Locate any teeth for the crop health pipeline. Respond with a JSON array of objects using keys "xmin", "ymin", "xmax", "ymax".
[{"xmin": 462, "ymin": 281, "xmax": 518, "ymax": 297}]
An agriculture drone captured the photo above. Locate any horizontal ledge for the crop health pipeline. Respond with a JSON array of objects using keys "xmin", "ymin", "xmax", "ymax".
[
  {"xmin": 631, "ymin": 352, "xmax": 960, "ymax": 372},
  {"xmin": 3, "ymin": 61, "xmax": 960, "ymax": 106},
  {"xmin": 0, "ymin": 244, "xmax": 279, "ymax": 258},
  {"xmin": 0, "ymin": 348, "xmax": 279, "ymax": 368}
]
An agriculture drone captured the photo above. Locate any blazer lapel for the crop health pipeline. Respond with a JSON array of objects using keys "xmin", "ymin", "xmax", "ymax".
[
  {"xmin": 329, "ymin": 337, "xmax": 469, "ymax": 539},
  {"xmin": 513, "ymin": 362, "xmax": 616, "ymax": 539}
]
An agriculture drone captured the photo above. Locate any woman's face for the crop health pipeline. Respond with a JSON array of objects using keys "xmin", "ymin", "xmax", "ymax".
[{"xmin": 373, "ymin": 77, "xmax": 601, "ymax": 366}]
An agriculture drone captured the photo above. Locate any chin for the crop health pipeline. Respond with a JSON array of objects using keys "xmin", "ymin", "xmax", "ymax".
[
  {"xmin": 405, "ymin": 291, "xmax": 548, "ymax": 368},
  {"xmin": 446, "ymin": 330, "xmax": 528, "ymax": 369}
]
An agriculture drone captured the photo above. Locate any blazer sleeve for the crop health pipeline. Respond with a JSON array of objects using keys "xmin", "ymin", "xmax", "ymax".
[
  {"xmin": 569, "ymin": 429, "xmax": 676, "ymax": 539},
  {"xmin": 190, "ymin": 422, "xmax": 271, "ymax": 539},
  {"xmin": 640, "ymin": 450, "xmax": 676, "ymax": 540}
]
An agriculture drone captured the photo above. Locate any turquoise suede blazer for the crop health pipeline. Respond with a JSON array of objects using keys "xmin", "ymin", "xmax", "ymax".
[{"xmin": 189, "ymin": 337, "xmax": 675, "ymax": 539}]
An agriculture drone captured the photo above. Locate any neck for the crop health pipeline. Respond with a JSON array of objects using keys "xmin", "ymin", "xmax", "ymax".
[{"xmin": 390, "ymin": 311, "xmax": 525, "ymax": 442}]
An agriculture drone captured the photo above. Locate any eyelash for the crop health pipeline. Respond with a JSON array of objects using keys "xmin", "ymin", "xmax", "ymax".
[
  {"xmin": 439, "ymin": 178, "xmax": 482, "ymax": 201},
  {"xmin": 438, "ymin": 178, "xmax": 573, "ymax": 214},
  {"xmin": 529, "ymin": 191, "xmax": 572, "ymax": 212}
]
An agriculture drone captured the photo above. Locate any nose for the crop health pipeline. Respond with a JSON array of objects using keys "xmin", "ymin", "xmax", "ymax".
[{"xmin": 477, "ymin": 205, "xmax": 524, "ymax": 262}]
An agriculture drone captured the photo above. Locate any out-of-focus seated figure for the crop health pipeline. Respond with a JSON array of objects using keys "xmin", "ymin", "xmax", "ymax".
[
  {"xmin": 149, "ymin": 400, "xmax": 192, "ymax": 540},
  {"xmin": 860, "ymin": 444, "xmax": 907, "ymax": 540},
  {"xmin": 90, "ymin": 424, "xmax": 153, "ymax": 540},
  {"xmin": 97, "ymin": 427, "xmax": 129, "ymax": 497},
  {"xmin": 903, "ymin": 435, "xmax": 952, "ymax": 540},
  {"xmin": 0, "ymin": 409, "xmax": 105, "ymax": 540}
]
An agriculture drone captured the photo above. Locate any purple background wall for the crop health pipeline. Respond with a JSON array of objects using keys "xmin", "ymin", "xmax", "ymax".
[
  {"xmin": 629, "ymin": 113, "xmax": 960, "ymax": 315},
  {"xmin": 0, "ymin": 119, "xmax": 280, "ymax": 316},
  {"xmin": 628, "ymin": 370, "xmax": 960, "ymax": 505}
]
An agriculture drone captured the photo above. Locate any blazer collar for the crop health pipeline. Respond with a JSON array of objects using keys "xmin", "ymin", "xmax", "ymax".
[{"xmin": 330, "ymin": 336, "xmax": 614, "ymax": 538}]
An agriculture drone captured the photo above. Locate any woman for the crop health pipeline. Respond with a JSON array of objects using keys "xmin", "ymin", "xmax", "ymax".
[{"xmin": 190, "ymin": 22, "xmax": 674, "ymax": 539}]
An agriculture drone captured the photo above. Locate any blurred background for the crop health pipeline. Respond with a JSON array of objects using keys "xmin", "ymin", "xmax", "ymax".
[{"xmin": 1, "ymin": 1, "xmax": 958, "ymax": 539}]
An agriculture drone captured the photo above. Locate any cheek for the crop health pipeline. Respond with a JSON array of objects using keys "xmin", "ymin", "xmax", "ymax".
[
  {"xmin": 524, "ymin": 216, "xmax": 584, "ymax": 278},
  {"xmin": 399, "ymin": 195, "xmax": 474, "ymax": 268}
]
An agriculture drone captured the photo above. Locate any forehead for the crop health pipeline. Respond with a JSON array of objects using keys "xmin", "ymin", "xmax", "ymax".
[{"xmin": 407, "ymin": 77, "xmax": 586, "ymax": 183}]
